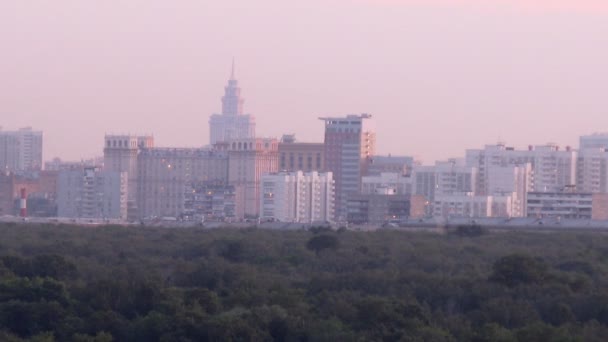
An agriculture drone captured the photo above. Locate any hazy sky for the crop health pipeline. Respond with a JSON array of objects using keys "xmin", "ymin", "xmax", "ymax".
[{"xmin": 1, "ymin": 0, "xmax": 607, "ymax": 164}]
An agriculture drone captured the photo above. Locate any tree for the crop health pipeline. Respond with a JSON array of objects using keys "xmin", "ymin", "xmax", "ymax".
[
  {"xmin": 490, "ymin": 254, "xmax": 547, "ymax": 287},
  {"xmin": 306, "ymin": 235, "xmax": 339, "ymax": 255}
]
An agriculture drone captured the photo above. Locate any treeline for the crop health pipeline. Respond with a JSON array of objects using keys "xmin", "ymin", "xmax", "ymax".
[{"xmin": 1, "ymin": 223, "xmax": 608, "ymax": 341}]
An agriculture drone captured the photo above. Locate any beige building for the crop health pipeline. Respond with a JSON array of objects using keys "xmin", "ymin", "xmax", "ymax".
[
  {"xmin": 346, "ymin": 193, "xmax": 426, "ymax": 224},
  {"xmin": 278, "ymin": 135, "xmax": 324, "ymax": 172},
  {"xmin": 136, "ymin": 148, "xmax": 229, "ymax": 219},
  {"xmin": 103, "ymin": 135, "xmax": 154, "ymax": 219},
  {"xmin": 320, "ymin": 114, "xmax": 376, "ymax": 220},
  {"xmin": 217, "ymin": 138, "xmax": 279, "ymax": 218}
]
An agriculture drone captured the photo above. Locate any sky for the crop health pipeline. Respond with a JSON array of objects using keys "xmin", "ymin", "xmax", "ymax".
[{"xmin": 1, "ymin": 0, "xmax": 607, "ymax": 164}]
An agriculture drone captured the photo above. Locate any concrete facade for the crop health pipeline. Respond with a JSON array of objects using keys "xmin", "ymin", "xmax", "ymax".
[
  {"xmin": 346, "ymin": 193, "xmax": 426, "ymax": 224},
  {"xmin": 57, "ymin": 167, "xmax": 127, "ymax": 219},
  {"xmin": 219, "ymin": 138, "xmax": 279, "ymax": 218},
  {"xmin": 260, "ymin": 171, "xmax": 334, "ymax": 223},
  {"xmin": 321, "ymin": 114, "xmax": 375, "ymax": 220},
  {"xmin": 278, "ymin": 135, "xmax": 324, "ymax": 172},
  {"xmin": 0, "ymin": 127, "xmax": 43, "ymax": 172},
  {"xmin": 136, "ymin": 148, "xmax": 229, "ymax": 219}
]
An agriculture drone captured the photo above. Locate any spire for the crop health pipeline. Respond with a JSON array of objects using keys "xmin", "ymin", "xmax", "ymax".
[{"xmin": 230, "ymin": 58, "xmax": 235, "ymax": 80}]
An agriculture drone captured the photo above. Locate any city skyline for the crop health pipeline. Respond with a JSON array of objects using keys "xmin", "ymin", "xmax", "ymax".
[{"xmin": 2, "ymin": 1, "xmax": 607, "ymax": 163}]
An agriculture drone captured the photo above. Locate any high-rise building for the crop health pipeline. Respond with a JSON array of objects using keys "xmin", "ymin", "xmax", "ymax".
[
  {"xmin": 486, "ymin": 163, "xmax": 532, "ymax": 217},
  {"xmin": 278, "ymin": 134, "xmax": 324, "ymax": 172},
  {"xmin": 320, "ymin": 114, "xmax": 375, "ymax": 220},
  {"xmin": 465, "ymin": 143, "xmax": 576, "ymax": 194},
  {"xmin": 260, "ymin": 171, "xmax": 335, "ymax": 223},
  {"xmin": 208, "ymin": 62, "xmax": 256, "ymax": 145},
  {"xmin": 576, "ymin": 135, "xmax": 608, "ymax": 194},
  {"xmin": 217, "ymin": 138, "xmax": 279, "ymax": 218},
  {"xmin": 0, "ymin": 127, "xmax": 43, "ymax": 172},
  {"xmin": 136, "ymin": 147, "xmax": 229, "ymax": 219},
  {"xmin": 103, "ymin": 135, "xmax": 154, "ymax": 219},
  {"xmin": 576, "ymin": 148, "xmax": 608, "ymax": 193},
  {"xmin": 362, "ymin": 172, "xmax": 412, "ymax": 195},
  {"xmin": 57, "ymin": 167, "xmax": 128, "ymax": 219},
  {"xmin": 412, "ymin": 159, "xmax": 477, "ymax": 215},
  {"xmin": 580, "ymin": 133, "xmax": 608, "ymax": 150},
  {"xmin": 368, "ymin": 155, "xmax": 415, "ymax": 176}
]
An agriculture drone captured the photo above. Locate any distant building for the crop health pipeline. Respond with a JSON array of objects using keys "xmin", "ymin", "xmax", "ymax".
[
  {"xmin": 136, "ymin": 148, "xmax": 229, "ymax": 219},
  {"xmin": 486, "ymin": 164, "xmax": 532, "ymax": 217},
  {"xmin": 527, "ymin": 191, "xmax": 594, "ymax": 220},
  {"xmin": 346, "ymin": 193, "xmax": 425, "ymax": 224},
  {"xmin": 580, "ymin": 133, "xmax": 608, "ymax": 150},
  {"xmin": 45, "ymin": 157, "xmax": 103, "ymax": 171},
  {"xmin": 576, "ymin": 148, "xmax": 608, "ymax": 193},
  {"xmin": 320, "ymin": 114, "xmax": 375, "ymax": 220},
  {"xmin": 433, "ymin": 193, "xmax": 493, "ymax": 219},
  {"xmin": 57, "ymin": 167, "xmax": 128, "ymax": 219},
  {"xmin": 217, "ymin": 138, "xmax": 279, "ymax": 218},
  {"xmin": 412, "ymin": 159, "xmax": 477, "ymax": 215},
  {"xmin": 0, "ymin": 127, "xmax": 43, "ymax": 172},
  {"xmin": 0, "ymin": 171, "xmax": 58, "ymax": 217},
  {"xmin": 103, "ymin": 135, "xmax": 154, "ymax": 219},
  {"xmin": 362, "ymin": 172, "xmax": 412, "ymax": 195},
  {"xmin": 368, "ymin": 155, "xmax": 414, "ymax": 176},
  {"xmin": 183, "ymin": 181, "xmax": 241, "ymax": 222},
  {"xmin": 208, "ymin": 62, "xmax": 256, "ymax": 145},
  {"xmin": 260, "ymin": 171, "xmax": 334, "ymax": 223},
  {"xmin": 466, "ymin": 143, "xmax": 576, "ymax": 194},
  {"xmin": 278, "ymin": 134, "xmax": 324, "ymax": 172}
]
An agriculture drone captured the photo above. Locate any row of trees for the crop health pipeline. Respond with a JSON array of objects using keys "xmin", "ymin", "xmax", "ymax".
[{"xmin": 1, "ymin": 223, "xmax": 608, "ymax": 340}]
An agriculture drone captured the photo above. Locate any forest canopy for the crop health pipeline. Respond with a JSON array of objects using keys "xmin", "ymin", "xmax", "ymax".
[{"xmin": 0, "ymin": 223, "xmax": 608, "ymax": 341}]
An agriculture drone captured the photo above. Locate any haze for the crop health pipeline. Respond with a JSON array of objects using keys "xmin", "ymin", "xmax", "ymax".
[{"xmin": 1, "ymin": 0, "xmax": 607, "ymax": 164}]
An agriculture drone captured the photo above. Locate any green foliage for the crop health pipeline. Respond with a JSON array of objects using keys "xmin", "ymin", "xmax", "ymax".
[
  {"xmin": 306, "ymin": 234, "xmax": 340, "ymax": 255},
  {"xmin": 490, "ymin": 254, "xmax": 548, "ymax": 287},
  {"xmin": 451, "ymin": 224, "xmax": 489, "ymax": 237},
  {"xmin": 0, "ymin": 223, "xmax": 607, "ymax": 340}
]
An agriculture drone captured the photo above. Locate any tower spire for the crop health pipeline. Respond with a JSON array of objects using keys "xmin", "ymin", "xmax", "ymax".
[{"xmin": 230, "ymin": 58, "xmax": 235, "ymax": 80}]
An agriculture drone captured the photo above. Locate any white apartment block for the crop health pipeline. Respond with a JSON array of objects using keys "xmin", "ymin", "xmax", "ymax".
[
  {"xmin": 433, "ymin": 193, "xmax": 493, "ymax": 219},
  {"xmin": 486, "ymin": 164, "xmax": 532, "ymax": 217},
  {"xmin": 57, "ymin": 167, "xmax": 128, "ymax": 219},
  {"xmin": 580, "ymin": 133, "xmax": 608, "ymax": 150},
  {"xmin": 576, "ymin": 134, "xmax": 608, "ymax": 194},
  {"xmin": 576, "ymin": 148, "xmax": 608, "ymax": 193},
  {"xmin": 261, "ymin": 171, "xmax": 335, "ymax": 223},
  {"xmin": 0, "ymin": 127, "xmax": 43, "ymax": 172},
  {"xmin": 412, "ymin": 159, "xmax": 477, "ymax": 215},
  {"xmin": 527, "ymin": 191, "xmax": 594, "ymax": 220},
  {"xmin": 362, "ymin": 172, "xmax": 412, "ymax": 195},
  {"xmin": 466, "ymin": 143, "xmax": 576, "ymax": 194}
]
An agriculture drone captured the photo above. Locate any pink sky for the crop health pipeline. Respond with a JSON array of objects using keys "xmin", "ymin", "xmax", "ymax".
[
  {"xmin": 1, "ymin": 1, "xmax": 607, "ymax": 164},
  {"xmin": 354, "ymin": 0, "xmax": 608, "ymax": 12}
]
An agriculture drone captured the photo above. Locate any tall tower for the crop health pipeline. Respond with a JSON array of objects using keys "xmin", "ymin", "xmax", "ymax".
[
  {"xmin": 320, "ymin": 114, "xmax": 375, "ymax": 220},
  {"xmin": 209, "ymin": 61, "xmax": 256, "ymax": 145}
]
